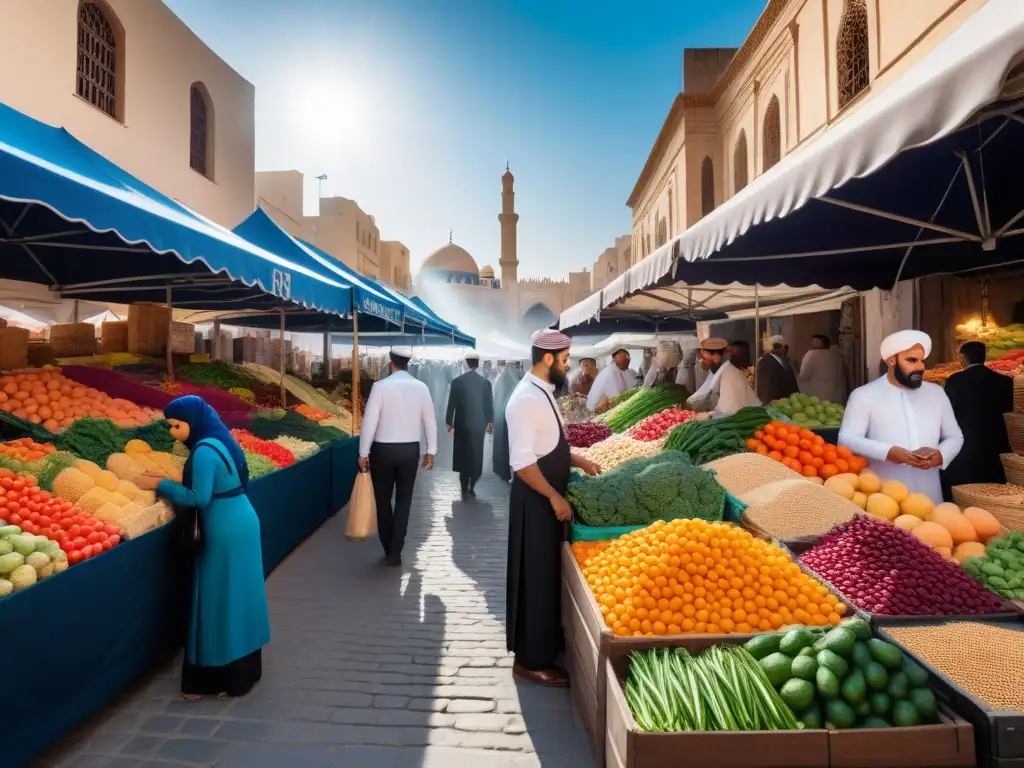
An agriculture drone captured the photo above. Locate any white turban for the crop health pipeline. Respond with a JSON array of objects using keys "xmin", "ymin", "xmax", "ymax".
[{"xmin": 880, "ymin": 330, "xmax": 931, "ymax": 361}]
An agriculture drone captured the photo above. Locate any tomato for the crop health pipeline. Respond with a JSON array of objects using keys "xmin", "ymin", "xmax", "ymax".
[
  {"xmin": 38, "ymin": 515, "xmax": 51, "ymax": 527},
  {"xmin": 102, "ymin": 525, "xmax": 118, "ymax": 537},
  {"xmin": 68, "ymin": 549, "xmax": 83, "ymax": 564},
  {"xmin": 7, "ymin": 513, "xmax": 21, "ymax": 525},
  {"xmin": 28, "ymin": 512, "xmax": 40, "ymax": 524},
  {"xmin": 72, "ymin": 536, "xmax": 88, "ymax": 550},
  {"xmin": 87, "ymin": 531, "xmax": 103, "ymax": 544},
  {"xmin": 68, "ymin": 524, "xmax": 81, "ymax": 537},
  {"xmin": 102, "ymin": 538, "xmax": 113, "ymax": 551},
  {"xmin": 109, "ymin": 534, "xmax": 120, "ymax": 546}
]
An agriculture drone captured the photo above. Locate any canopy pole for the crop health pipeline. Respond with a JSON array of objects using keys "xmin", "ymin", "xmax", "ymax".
[
  {"xmin": 72, "ymin": 300, "xmax": 79, "ymax": 323},
  {"xmin": 323, "ymin": 321, "xmax": 331, "ymax": 380},
  {"xmin": 166, "ymin": 285, "xmax": 175, "ymax": 382},
  {"xmin": 279, "ymin": 310, "xmax": 287, "ymax": 407},
  {"xmin": 352, "ymin": 310, "xmax": 361, "ymax": 434},
  {"xmin": 754, "ymin": 284, "xmax": 761, "ymax": 361}
]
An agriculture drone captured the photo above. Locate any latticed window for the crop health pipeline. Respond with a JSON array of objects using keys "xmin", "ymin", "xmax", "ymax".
[
  {"xmin": 837, "ymin": 0, "xmax": 870, "ymax": 109},
  {"xmin": 763, "ymin": 95, "xmax": 781, "ymax": 171},
  {"xmin": 701, "ymin": 156, "xmax": 715, "ymax": 216},
  {"xmin": 189, "ymin": 86, "xmax": 209, "ymax": 176},
  {"xmin": 76, "ymin": 2, "xmax": 118, "ymax": 118},
  {"xmin": 733, "ymin": 130, "xmax": 749, "ymax": 193}
]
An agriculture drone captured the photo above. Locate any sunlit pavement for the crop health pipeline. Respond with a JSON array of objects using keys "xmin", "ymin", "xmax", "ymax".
[{"xmin": 34, "ymin": 432, "xmax": 594, "ymax": 768}]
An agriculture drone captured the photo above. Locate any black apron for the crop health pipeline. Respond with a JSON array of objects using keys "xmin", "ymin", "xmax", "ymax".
[{"xmin": 505, "ymin": 383, "xmax": 571, "ymax": 669}]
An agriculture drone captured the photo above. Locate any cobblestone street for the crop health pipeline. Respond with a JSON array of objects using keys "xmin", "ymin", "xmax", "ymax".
[{"xmin": 35, "ymin": 433, "xmax": 593, "ymax": 768}]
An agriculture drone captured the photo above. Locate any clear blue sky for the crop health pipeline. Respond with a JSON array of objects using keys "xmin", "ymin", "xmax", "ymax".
[{"xmin": 165, "ymin": 0, "xmax": 764, "ymax": 278}]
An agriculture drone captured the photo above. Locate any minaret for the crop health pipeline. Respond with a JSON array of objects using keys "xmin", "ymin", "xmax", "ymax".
[{"xmin": 499, "ymin": 162, "xmax": 519, "ymax": 287}]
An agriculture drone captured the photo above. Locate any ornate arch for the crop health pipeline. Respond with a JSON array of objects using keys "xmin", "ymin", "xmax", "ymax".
[
  {"xmin": 189, "ymin": 83, "xmax": 214, "ymax": 178},
  {"xmin": 700, "ymin": 156, "xmax": 715, "ymax": 216},
  {"xmin": 76, "ymin": 1, "xmax": 120, "ymax": 119},
  {"xmin": 762, "ymin": 95, "xmax": 781, "ymax": 171},
  {"xmin": 522, "ymin": 302, "xmax": 557, "ymax": 329},
  {"xmin": 837, "ymin": 0, "xmax": 870, "ymax": 109},
  {"xmin": 733, "ymin": 130, "xmax": 749, "ymax": 193}
]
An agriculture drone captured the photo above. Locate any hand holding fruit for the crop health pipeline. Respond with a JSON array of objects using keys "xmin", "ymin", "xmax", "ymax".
[
  {"xmin": 887, "ymin": 447, "xmax": 924, "ymax": 467},
  {"xmin": 133, "ymin": 473, "xmax": 162, "ymax": 491}
]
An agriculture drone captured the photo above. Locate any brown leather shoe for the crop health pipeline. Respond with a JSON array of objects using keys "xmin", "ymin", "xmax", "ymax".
[{"xmin": 513, "ymin": 664, "xmax": 570, "ymax": 687}]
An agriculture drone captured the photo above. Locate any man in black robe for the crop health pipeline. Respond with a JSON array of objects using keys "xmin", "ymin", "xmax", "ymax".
[
  {"xmin": 505, "ymin": 330, "xmax": 600, "ymax": 687},
  {"xmin": 941, "ymin": 341, "xmax": 1014, "ymax": 499},
  {"xmin": 756, "ymin": 334, "xmax": 800, "ymax": 404},
  {"xmin": 445, "ymin": 352, "xmax": 494, "ymax": 500}
]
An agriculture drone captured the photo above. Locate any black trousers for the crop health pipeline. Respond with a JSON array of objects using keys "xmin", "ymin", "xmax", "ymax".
[
  {"xmin": 459, "ymin": 472, "xmax": 480, "ymax": 492},
  {"xmin": 369, "ymin": 441, "xmax": 419, "ymax": 558}
]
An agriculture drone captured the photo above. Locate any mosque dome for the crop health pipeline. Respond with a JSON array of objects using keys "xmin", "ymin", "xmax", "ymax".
[
  {"xmin": 421, "ymin": 243, "xmax": 479, "ymax": 275},
  {"xmin": 479, "ymin": 265, "xmax": 495, "ymax": 280}
]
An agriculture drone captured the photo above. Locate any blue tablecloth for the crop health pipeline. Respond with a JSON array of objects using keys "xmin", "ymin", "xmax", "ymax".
[{"xmin": 1, "ymin": 436, "xmax": 359, "ymax": 768}]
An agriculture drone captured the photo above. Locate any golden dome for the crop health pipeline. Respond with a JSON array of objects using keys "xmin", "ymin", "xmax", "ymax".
[
  {"xmin": 421, "ymin": 243, "xmax": 479, "ymax": 275},
  {"xmin": 479, "ymin": 265, "xmax": 495, "ymax": 279}
]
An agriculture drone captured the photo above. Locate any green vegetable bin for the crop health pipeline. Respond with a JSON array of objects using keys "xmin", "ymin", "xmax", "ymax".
[{"xmin": 570, "ymin": 492, "xmax": 746, "ymax": 542}]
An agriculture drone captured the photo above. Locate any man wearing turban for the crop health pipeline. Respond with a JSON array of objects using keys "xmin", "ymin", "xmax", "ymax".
[{"xmin": 838, "ymin": 330, "xmax": 964, "ymax": 504}]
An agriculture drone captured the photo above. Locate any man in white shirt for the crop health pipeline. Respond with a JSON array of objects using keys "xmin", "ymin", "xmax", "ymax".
[
  {"xmin": 687, "ymin": 337, "xmax": 760, "ymax": 417},
  {"xmin": 798, "ymin": 335, "xmax": 846, "ymax": 404},
  {"xmin": 505, "ymin": 330, "xmax": 600, "ymax": 688},
  {"xmin": 586, "ymin": 348, "xmax": 634, "ymax": 411},
  {"xmin": 358, "ymin": 347, "xmax": 437, "ymax": 566},
  {"xmin": 839, "ymin": 330, "xmax": 964, "ymax": 505}
]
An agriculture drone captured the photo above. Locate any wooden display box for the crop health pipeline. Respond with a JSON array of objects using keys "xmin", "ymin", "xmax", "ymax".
[{"xmin": 829, "ymin": 706, "xmax": 974, "ymax": 767}]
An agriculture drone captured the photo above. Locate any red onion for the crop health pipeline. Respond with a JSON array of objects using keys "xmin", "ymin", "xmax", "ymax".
[
  {"xmin": 628, "ymin": 407, "xmax": 696, "ymax": 442},
  {"xmin": 801, "ymin": 515, "xmax": 1006, "ymax": 616},
  {"xmin": 565, "ymin": 422, "xmax": 612, "ymax": 448}
]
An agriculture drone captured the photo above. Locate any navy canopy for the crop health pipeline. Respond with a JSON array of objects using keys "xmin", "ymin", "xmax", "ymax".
[
  {"xmin": 0, "ymin": 101, "xmax": 352, "ymax": 317},
  {"xmin": 362, "ymin": 278, "xmax": 475, "ymax": 347}
]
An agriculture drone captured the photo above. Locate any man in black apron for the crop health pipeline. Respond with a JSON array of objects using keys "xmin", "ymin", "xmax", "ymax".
[{"xmin": 504, "ymin": 330, "xmax": 600, "ymax": 687}]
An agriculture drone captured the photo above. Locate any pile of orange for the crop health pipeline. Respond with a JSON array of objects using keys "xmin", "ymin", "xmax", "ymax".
[
  {"xmin": 0, "ymin": 438, "xmax": 57, "ymax": 462},
  {"xmin": 572, "ymin": 518, "xmax": 846, "ymax": 637},
  {"xmin": 746, "ymin": 421, "xmax": 867, "ymax": 479}
]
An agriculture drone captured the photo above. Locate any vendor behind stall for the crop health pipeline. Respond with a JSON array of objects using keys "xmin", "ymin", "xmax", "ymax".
[
  {"xmin": 642, "ymin": 340, "xmax": 687, "ymax": 388},
  {"xmin": 686, "ymin": 337, "xmax": 760, "ymax": 417},
  {"xmin": 586, "ymin": 348, "xmax": 634, "ymax": 410},
  {"xmin": 570, "ymin": 357, "xmax": 597, "ymax": 399},
  {"xmin": 756, "ymin": 335, "xmax": 800, "ymax": 404},
  {"xmin": 839, "ymin": 330, "xmax": 963, "ymax": 505}
]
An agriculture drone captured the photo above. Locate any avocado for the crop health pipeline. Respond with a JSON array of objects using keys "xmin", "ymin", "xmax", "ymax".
[
  {"xmin": 780, "ymin": 628, "xmax": 815, "ymax": 656},
  {"xmin": 826, "ymin": 699, "xmax": 856, "ymax": 729},
  {"xmin": 909, "ymin": 688, "xmax": 938, "ymax": 720},
  {"xmin": 840, "ymin": 617, "xmax": 872, "ymax": 640},
  {"xmin": 760, "ymin": 652, "xmax": 794, "ymax": 687},
  {"xmin": 870, "ymin": 692, "xmax": 891, "ymax": 716},
  {"xmin": 791, "ymin": 654, "xmax": 818, "ymax": 681},
  {"xmin": 861, "ymin": 715, "xmax": 891, "ymax": 728},
  {"xmin": 851, "ymin": 641, "xmax": 872, "ymax": 671},
  {"xmin": 854, "ymin": 699, "xmax": 872, "ymax": 717},
  {"xmin": 814, "ymin": 627, "xmax": 857, "ymax": 656},
  {"xmin": 817, "ymin": 649, "xmax": 850, "ymax": 678},
  {"xmin": 867, "ymin": 639, "xmax": 903, "ymax": 670},
  {"xmin": 892, "ymin": 700, "xmax": 921, "ymax": 727},
  {"xmin": 798, "ymin": 705, "xmax": 823, "ymax": 730},
  {"xmin": 886, "ymin": 671, "xmax": 910, "ymax": 701},
  {"xmin": 901, "ymin": 656, "xmax": 930, "ymax": 688},
  {"xmin": 798, "ymin": 646, "xmax": 817, "ymax": 658},
  {"xmin": 780, "ymin": 678, "xmax": 816, "ymax": 710},
  {"xmin": 816, "ymin": 666, "xmax": 841, "ymax": 699},
  {"xmin": 865, "ymin": 661, "xmax": 889, "ymax": 691},
  {"xmin": 841, "ymin": 669, "xmax": 867, "ymax": 705},
  {"xmin": 745, "ymin": 633, "xmax": 783, "ymax": 660}
]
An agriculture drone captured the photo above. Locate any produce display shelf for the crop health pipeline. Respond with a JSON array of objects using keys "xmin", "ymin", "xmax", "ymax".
[
  {"xmin": 603, "ymin": 636, "xmax": 974, "ymax": 768},
  {"xmin": 877, "ymin": 621, "xmax": 1024, "ymax": 767}
]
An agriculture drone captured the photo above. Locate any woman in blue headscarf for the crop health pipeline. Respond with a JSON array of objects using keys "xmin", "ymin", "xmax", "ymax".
[{"xmin": 136, "ymin": 395, "xmax": 270, "ymax": 700}]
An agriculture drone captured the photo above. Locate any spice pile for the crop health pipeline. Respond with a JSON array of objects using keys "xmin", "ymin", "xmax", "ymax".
[{"xmin": 702, "ymin": 453, "xmax": 803, "ymax": 497}]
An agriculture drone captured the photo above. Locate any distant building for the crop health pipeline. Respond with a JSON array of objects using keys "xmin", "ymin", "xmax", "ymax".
[{"xmin": 591, "ymin": 235, "xmax": 632, "ymax": 292}]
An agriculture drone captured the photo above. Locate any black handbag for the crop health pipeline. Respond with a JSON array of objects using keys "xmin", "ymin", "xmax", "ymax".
[{"xmin": 175, "ymin": 506, "xmax": 204, "ymax": 555}]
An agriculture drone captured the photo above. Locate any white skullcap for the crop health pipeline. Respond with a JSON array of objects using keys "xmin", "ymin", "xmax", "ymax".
[
  {"xmin": 532, "ymin": 329, "xmax": 572, "ymax": 351},
  {"xmin": 771, "ymin": 335, "xmax": 785, "ymax": 345},
  {"xmin": 880, "ymin": 330, "xmax": 931, "ymax": 361},
  {"xmin": 464, "ymin": 351, "xmax": 480, "ymax": 361},
  {"xmin": 390, "ymin": 346, "xmax": 413, "ymax": 359}
]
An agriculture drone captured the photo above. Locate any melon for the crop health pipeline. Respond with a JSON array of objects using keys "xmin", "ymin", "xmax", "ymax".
[
  {"xmin": 953, "ymin": 541, "xmax": 987, "ymax": 563},
  {"xmin": 833, "ymin": 473, "xmax": 860, "ymax": 492},
  {"xmin": 858, "ymin": 471, "xmax": 882, "ymax": 494},
  {"xmin": 911, "ymin": 521, "xmax": 953, "ymax": 550},
  {"xmin": 866, "ymin": 493, "xmax": 900, "ymax": 522},
  {"xmin": 927, "ymin": 505, "xmax": 977, "ymax": 544},
  {"xmin": 900, "ymin": 493, "xmax": 934, "ymax": 520},
  {"xmin": 851, "ymin": 491, "xmax": 868, "ymax": 510},
  {"xmin": 893, "ymin": 514, "xmax": 922, "ymax": 531},
  {"xmin": 881, "ymin": 480, "xmax": 909, "ymax": 503},
  {"xmin": 962, "ymin": 507, "xmax": 1002, "ymax": 542},
  {"xmin": 824, "ymin": 477, "xmax": 856, "ymax": 501}
]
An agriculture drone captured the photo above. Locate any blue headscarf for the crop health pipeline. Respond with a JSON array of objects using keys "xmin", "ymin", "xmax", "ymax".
[{"xmin": 164, "ymin": 395, "xmax": 249, "ymax": 491}]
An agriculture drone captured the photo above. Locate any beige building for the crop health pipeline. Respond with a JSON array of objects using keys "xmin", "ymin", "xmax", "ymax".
[
  {"xmin": 0, "ymin": 0, "xmax": 255, "ymax": 229},
  {"xmin": 415, "ymin": 167, "xmax": 591, "ymax": 330},
  {"xmin": 591, "ymin": 235, "xmax": 632, "ymax": 292},
  {"xmin": 628, "ymin": 0, "xmax": 989, "ymax": 261},
  {"xmin": 254, "ymin": 170, "xmax": 410, "ymax": 290}
]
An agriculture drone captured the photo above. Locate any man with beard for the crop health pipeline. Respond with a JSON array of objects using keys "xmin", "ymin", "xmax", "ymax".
[
  {"xmin": 445, "ymin": 352, "xmax": 495, "ymax": 500},
  {"xmin": 505, "ymin": 330, "xmax": 600, "ymax": 687},
  {"xmin": 839, "ymin": 330, "xmax": 963, "ymax": 505},
  {"xmin": 687, "ymin": 337, "xmax": 760, "ymax": 417},
  {"xmin": 756, "ymin": 335, "xmax": 800, "ymax": 404}
]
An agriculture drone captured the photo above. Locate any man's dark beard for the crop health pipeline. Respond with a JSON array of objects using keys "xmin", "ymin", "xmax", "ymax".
[
  {"xmin": 894, "ymin": 364, "xmax": 924, "ymax": 389},
  {"xmin": 549, "ymin": 366, "xmax": 567, "ymax": 388}
]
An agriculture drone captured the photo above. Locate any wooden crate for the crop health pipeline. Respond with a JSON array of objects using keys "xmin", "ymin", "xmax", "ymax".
[
  {"xmin": 0, "ymin": 327, "xmax": 30, "ymax": 370},
  {"xmin": 50, "ymin": 322, "xmax": 97, "ymax": 357},
  {"xmin": 100, "ymin": 321, "xmax": 129, "ymax": 353},
  {"xmin": 127, "ymin": 302, "xmax": 171, "ymax": 355}
]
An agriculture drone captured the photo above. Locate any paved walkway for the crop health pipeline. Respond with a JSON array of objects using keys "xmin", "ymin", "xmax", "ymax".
[{"xmin": 35, "ymin": 435, "xmax": 593, "ymax": 768}]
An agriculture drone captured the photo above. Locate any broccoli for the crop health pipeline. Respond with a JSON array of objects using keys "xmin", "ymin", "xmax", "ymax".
[{"xmin": 567, "ymin": 452, "xmax": 725, "ymax": 527}]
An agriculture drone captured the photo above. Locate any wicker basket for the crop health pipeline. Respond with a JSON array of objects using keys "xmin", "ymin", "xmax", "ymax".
[
  {"xmin": 49, "ymin": 322, "xmax": 96, "ymax": 358},
  {"xmin": 27, "ymin": 342, "xmax": 55, "ymax": 368},
  {"xmin": 1015, "ymin": 375, "xmax": 1024, "ymax": 413},
  {"xmin": 127, "ymin": 302, "xmax": 172, "ymax": 355},
  {"xmin": 952, "ymin": 483, "xmax": 1024, "ymax": 531},
  {"xmin": 0, "ymin": 327, "xmax": 30, "ymax": 370},
  {"xmin": 169, "ymin": 322, "xmax": 196, "ymax": 355},
  {"xmin": 1006, "ymin": 412, "xmax": 1024, "ymax": 454},
  {"xmin": 100, "ymin": 321, "xmax": 129, "ymax": 354},
  {"xmin": 1002, "ymin": 453, "xmax": 1024, "ymax": 487}
]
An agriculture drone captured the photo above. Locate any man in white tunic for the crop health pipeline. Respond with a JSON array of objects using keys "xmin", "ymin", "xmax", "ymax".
[
  {"xmin": 586, "ymin": 348, "xmax": 633, "ymax": 410},
  {"xmin": 687, "ymin": 337, "xmax": 760, "ymax": 417},
  {"xmin": 839, "ymin": 331, "xmax": 963, "ymax": 505}
]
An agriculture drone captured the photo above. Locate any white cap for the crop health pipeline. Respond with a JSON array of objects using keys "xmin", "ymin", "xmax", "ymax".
[
  {"xmin": 390, "ymin": 346, "xmax": 413, "ymax": 359},
  {"xmin": 464, "ymin": 351, "xmax": 480, "ymax": 361},
  {"xmin": 770, "ymin": 335, "xmax": 785, "ymax": 345},
  {"xmin": 880, "ymin": 330, "xmax": 931, "ymax": 361}
]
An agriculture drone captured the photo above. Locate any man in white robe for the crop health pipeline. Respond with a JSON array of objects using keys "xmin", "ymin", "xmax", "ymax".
[
  {"xmin": 586, "ymin": 349, "xmax": 634, "ymax": 410},
  {"xmin": 839, "ymin": 330, "xmax": 963, "ymax": 505},
  {"xmin": 798, "ymin": 334, "xmax": 845, "ymax": 404},
  {"xmin": 687, "ymin": 337, "xmax": 760, "ymax": 418}
]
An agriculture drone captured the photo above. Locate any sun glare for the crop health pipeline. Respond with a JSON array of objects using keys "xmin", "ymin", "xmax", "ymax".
[{"xmin": 297, "ymin": 80, "xmax": 365, "ymax": 147}]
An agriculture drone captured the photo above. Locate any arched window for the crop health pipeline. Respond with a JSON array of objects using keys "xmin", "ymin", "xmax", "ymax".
[
  {"xmin": 763, "ymin": 95, "xmax": 781, "ymax": 171},
  {"xmin": 837, "ymin": 0, "xmax": 870, "ymax": 109},
  {"xmin": 700, "ymin": 156, "xmax": 715, "ymax": 217},
  {"xmin": 733, "ymin": 130, "xmax": 749, "ymax": 193},
  {"xmin": 76, "ymin": 2, "xmax": 118, "ymax": 118},
  {"xmin": 189, "ymin": 84, "xmax": 211, "ymax": 177}
]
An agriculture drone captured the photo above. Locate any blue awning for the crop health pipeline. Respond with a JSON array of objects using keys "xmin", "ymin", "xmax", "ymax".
[
  {"xmin": 362, "ymin": 277, "xmax": 475, "ymax": 347},
  {"xmin": 0, "ymin": 101, "xmax": 352, "ymax": 317}
]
